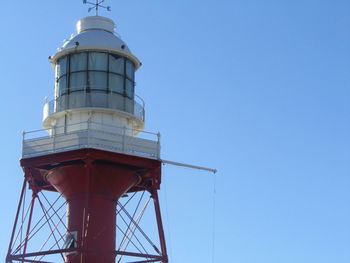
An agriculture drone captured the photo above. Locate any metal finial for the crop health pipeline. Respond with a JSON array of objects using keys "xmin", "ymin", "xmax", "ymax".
[{"xmin": 83, "ymin": 0, "xmax": 111, "ymax": 16}]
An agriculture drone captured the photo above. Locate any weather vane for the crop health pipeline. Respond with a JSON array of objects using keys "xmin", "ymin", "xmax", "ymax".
[{"xmin": 83, "ymin": 0, "xmax": 111, "ymax": 16}]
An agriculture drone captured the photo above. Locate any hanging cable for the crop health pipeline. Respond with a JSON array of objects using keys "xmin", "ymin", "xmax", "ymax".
[{"xmin": 212, "ymin": 173, "xmax": 217, "ymax": 263}]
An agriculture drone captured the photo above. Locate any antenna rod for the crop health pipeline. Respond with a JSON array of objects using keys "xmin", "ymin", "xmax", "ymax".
[{"xmin": 161, "ymin": 159, "xmax": 217, "ymax": 174}]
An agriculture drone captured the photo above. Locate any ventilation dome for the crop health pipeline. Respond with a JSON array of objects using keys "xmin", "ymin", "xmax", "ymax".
[{"xmin": 77, "ymin": 16, "xmax": 115, "ymax": 33}]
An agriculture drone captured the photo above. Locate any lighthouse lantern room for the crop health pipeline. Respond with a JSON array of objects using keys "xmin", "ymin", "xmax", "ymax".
[{"xmin": 44, "ymin": 16, "xmax": 145, "ymax": 137}]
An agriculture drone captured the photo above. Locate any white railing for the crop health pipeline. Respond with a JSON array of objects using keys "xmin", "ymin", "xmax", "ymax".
[
  {"xmin": 22, "ymin": 121, "xmax": 160, "ymax": 159},
  {"xmin": 43, "ymin": 89, "xmax": 145, "ymax": 122}
]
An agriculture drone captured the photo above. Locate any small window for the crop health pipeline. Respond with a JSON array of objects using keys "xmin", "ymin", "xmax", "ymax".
[
  {"xmin": 89, "ymin": 52, "xmax": 108, "ymax": 71},
  {"xmin": 109, "ymin": 74, "xmax": 124, "ymax": 94},
  {"xmin": 109, "ymin": 54, "xmax": 124, "ymax": 74},
  {"xmin": 63, "ymin": 231, "xmax": 77, "ymax": 256},
  {"xmin": 70, "ymin": 53, "xmax": 87, "ymax": 72},
  {"xmin": 126, "ymin": 60, "xmax": 134, "ymax": 80}
]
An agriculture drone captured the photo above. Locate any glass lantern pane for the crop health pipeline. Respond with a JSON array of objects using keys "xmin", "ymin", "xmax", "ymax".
[
  {"xmin": 125, "ymin": 79, "xmax": 134, "ymax": 98},
  {"xmin": 109, "ymin": 74, "xmax": 124, "ymax": 94},
  {"xmin": 126, "ymin": 60, "xmax": 134, "ymax": 80},
  {"xmin": 57, "ymin": 56, "xmax": 67, "ymax": 77},
  {"xmin": 89, "ymin": 72, "xmax": 107, "ymax": 91},
  {"xmin": 58, "ymin": 76, "xmax": 67, "ymax": 95},
  {"xmin": 70, "ymin": 72, "xmax": 86, "ymax": 92},
  {"xmin": 109, "ymin": 54, "xmax": 124, "ymax": 74},
  {"xmin": 70, "ymin": 53, "xmax": 87, "ymax": 72},
  {"xmin": 89, "ymin": 52, "xmax": 108, "ymax": 71}
]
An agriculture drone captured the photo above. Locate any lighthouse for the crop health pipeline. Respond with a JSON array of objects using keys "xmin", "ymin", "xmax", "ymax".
[{"xmin": 7, "ymin": 6, "xmax": 168, "ymax": 263}]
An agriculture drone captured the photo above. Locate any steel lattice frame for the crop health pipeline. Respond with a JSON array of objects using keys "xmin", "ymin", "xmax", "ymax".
[{"xmin": 6, "ymin": 149, "xmax": 168, "ymax": 263}]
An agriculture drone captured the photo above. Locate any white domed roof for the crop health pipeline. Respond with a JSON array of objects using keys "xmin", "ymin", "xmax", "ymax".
[
  {"xmin": 61, "ymin": 29, "xmax": 131, "ymax": 53},
  {"xmin": 51, "ymin": 16, "xmax": 140, "ymax": 69}
]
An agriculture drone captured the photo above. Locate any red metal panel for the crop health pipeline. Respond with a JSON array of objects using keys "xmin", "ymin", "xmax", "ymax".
[{"xmin": 20, "ymin": 148, "xmax": 162, "ymax": 192}]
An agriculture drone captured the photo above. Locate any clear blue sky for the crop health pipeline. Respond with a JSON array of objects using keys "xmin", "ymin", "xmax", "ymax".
[{"xmin": 1, "ymin": 1, "xmax": 349, "ymax": 263}]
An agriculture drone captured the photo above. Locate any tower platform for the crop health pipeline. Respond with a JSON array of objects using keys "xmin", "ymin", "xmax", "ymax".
[
  {"xmin": 22, "ymin": 121, "xmax": 160, "ymax": 160},
  {"xmin": 21, "ymin": 147, "xmax": 162, "ymax": 194}
]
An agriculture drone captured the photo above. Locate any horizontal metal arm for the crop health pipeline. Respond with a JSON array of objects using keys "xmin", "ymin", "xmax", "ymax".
[{"xmin": 161, "ymin": 160, "xmax": 217, "ymax": 174}]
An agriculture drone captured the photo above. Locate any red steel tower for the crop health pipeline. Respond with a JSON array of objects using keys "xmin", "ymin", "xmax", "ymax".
[{"xmin": 7, "ymin": 11, "xmax": 167, "ymax": 263}]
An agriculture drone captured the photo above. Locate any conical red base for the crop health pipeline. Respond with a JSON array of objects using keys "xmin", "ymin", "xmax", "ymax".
[{"xmin": 47, "ymin": 162, "xmax": 140, "ymax": 263}]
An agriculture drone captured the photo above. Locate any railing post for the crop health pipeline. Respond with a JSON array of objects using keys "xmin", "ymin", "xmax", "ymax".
[
  {"xmin": 85, "ymin": 86, "xmax": 87, "ymax": 107},
  {"xmin": 157, "ymin": 132, "xmax": 161, "ymax": 159},
  {"xmin": 87, "ymin": 117, "xmax": 91, "ymax": 148},
  {"xmin": 22, "ymin": 131, "xmax": 26, "ymax": 157},
  {"xmin": 52, "ymin": 125, "xmax": 56, "ymax": 153},
  {"xmin": 122, "ymin": 126, "xmax": 126, "ymax": 153}
]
